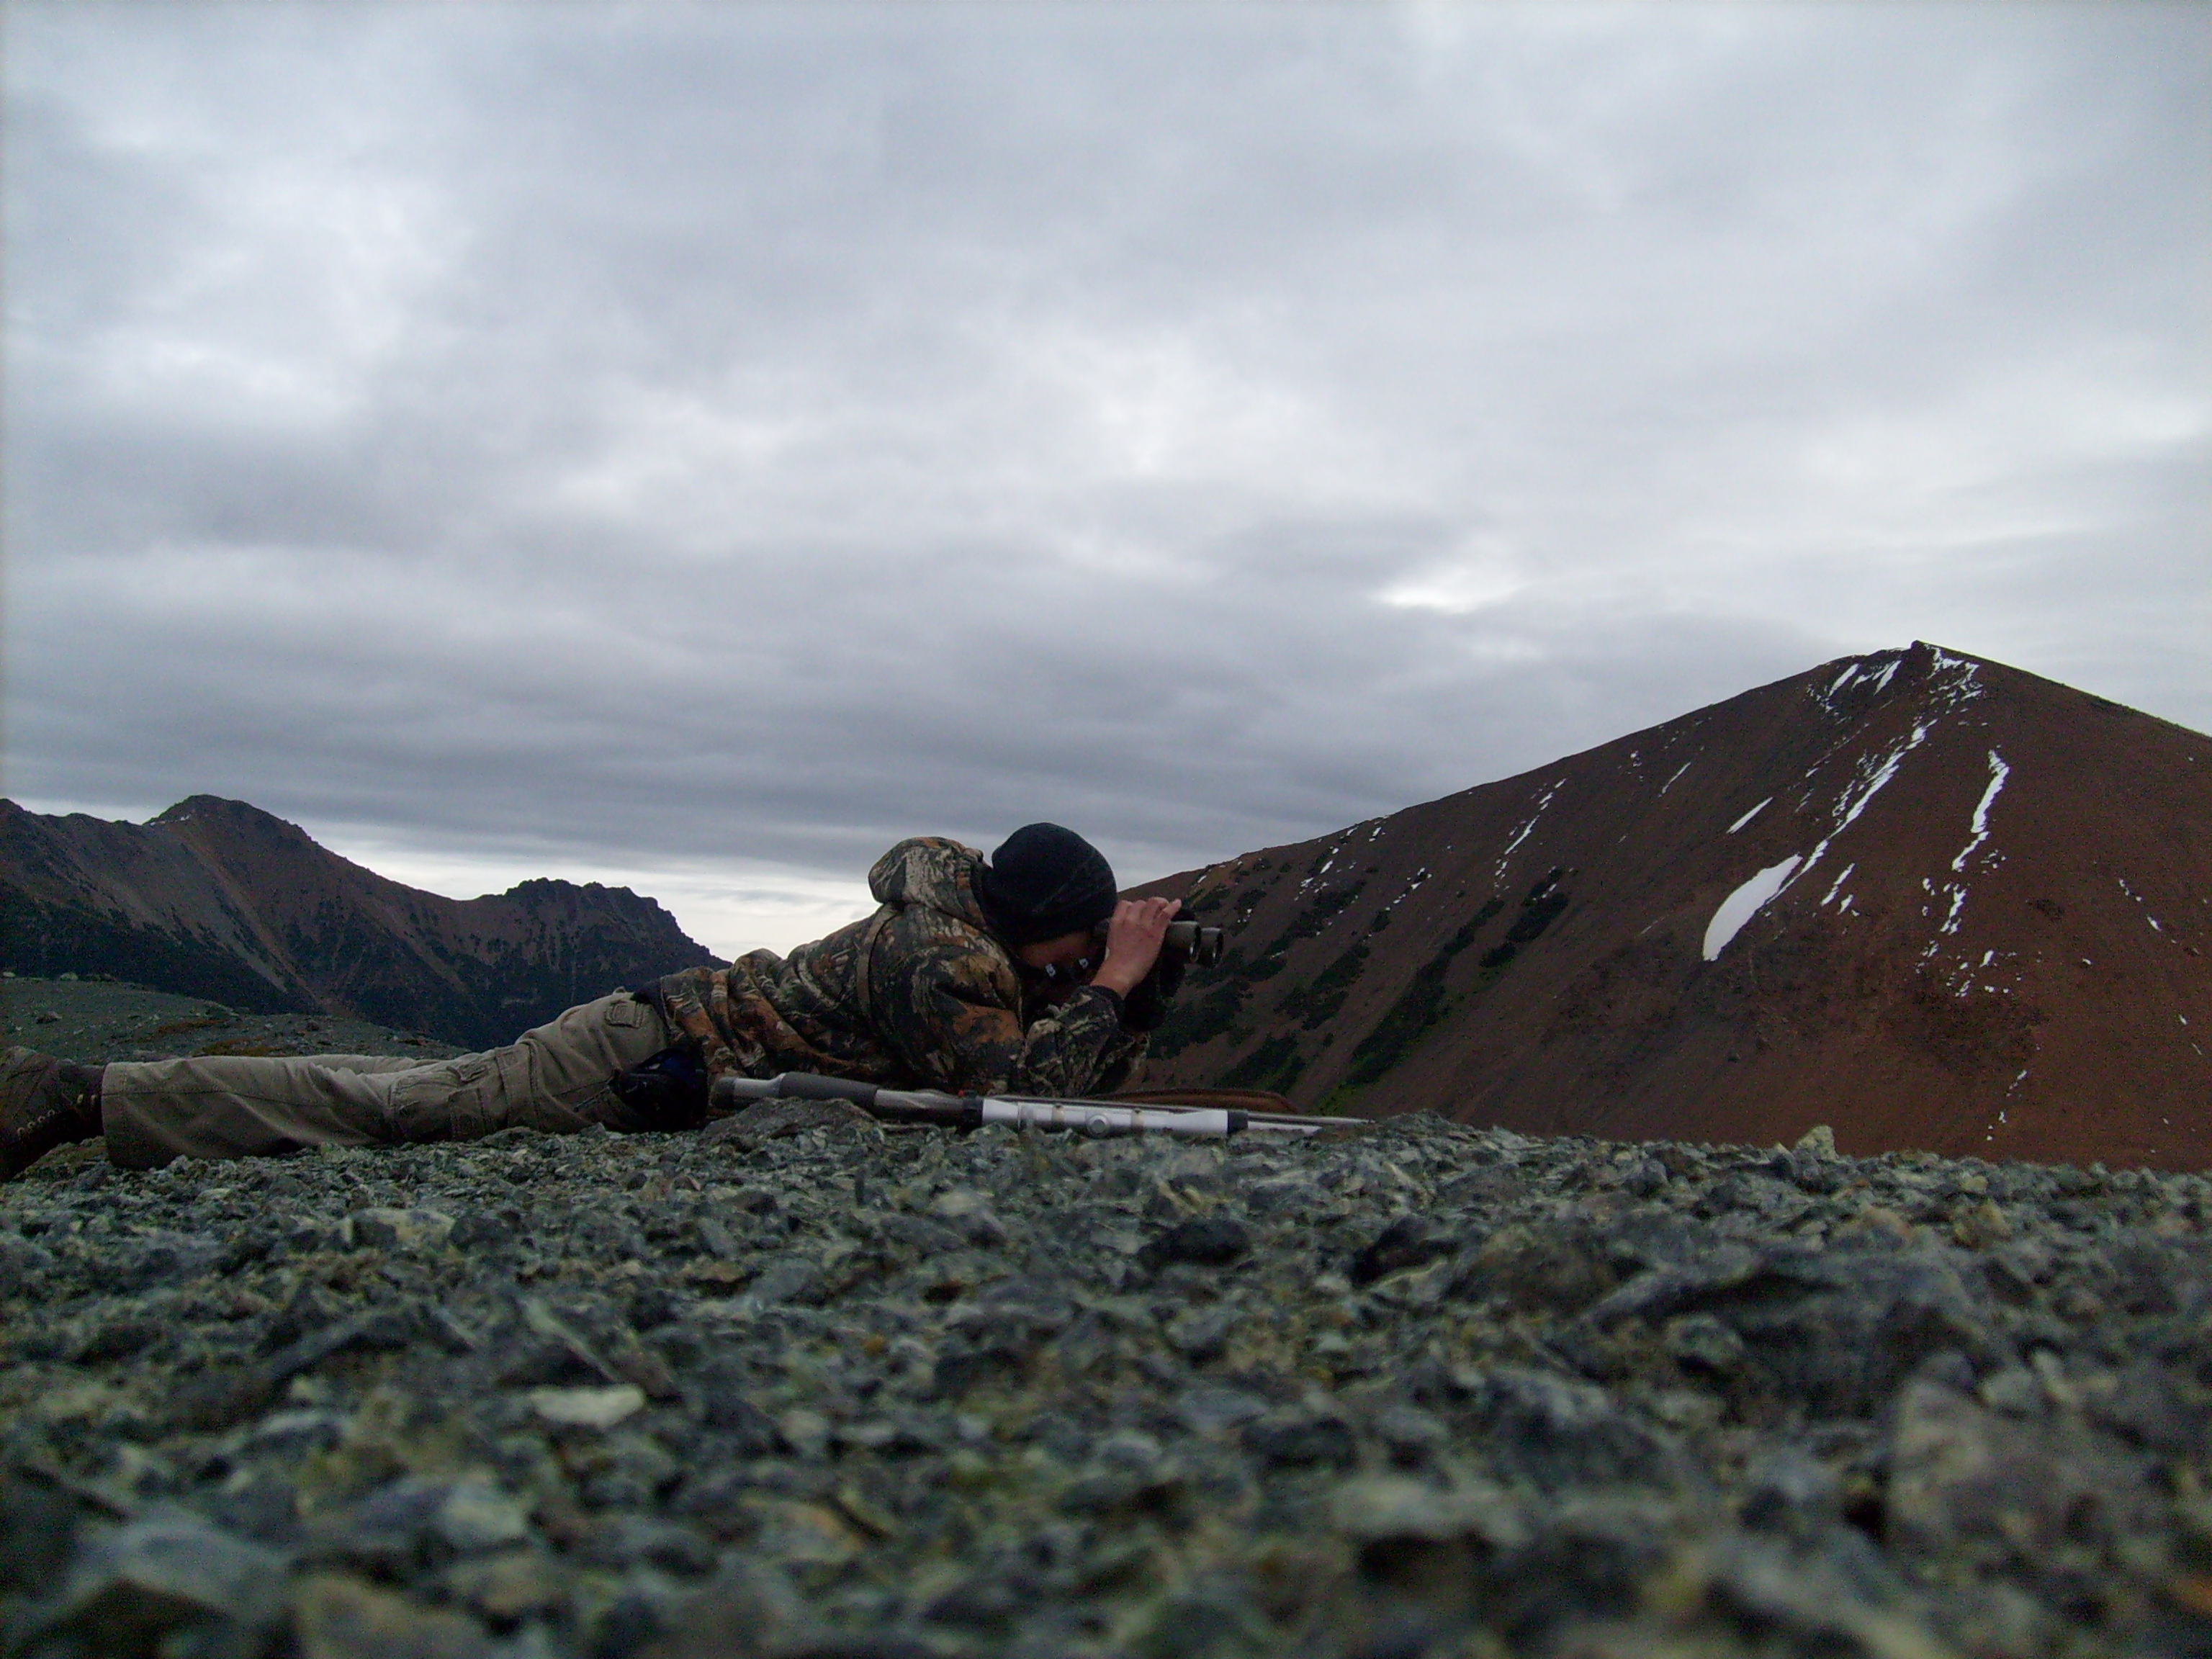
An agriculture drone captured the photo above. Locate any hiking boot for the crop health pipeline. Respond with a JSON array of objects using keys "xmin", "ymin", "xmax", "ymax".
[{"xmin": 1, "ymin": 1048, "xmax": 104, "ymax": 1179}]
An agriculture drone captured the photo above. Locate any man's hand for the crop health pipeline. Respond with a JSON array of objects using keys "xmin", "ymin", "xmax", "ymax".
[{"xmin": 1089, "ymin": 896, "xmax": 1179, "ymax": 999}]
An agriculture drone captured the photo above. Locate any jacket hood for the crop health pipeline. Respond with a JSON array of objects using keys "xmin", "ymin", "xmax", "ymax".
[{"xmin": 868, "ymin": 837, "xmax": 992, "ymax": 932}]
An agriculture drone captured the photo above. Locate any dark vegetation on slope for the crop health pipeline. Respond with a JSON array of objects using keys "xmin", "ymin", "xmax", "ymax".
[{"xmin": 3, "ymin": 893, "xmax": 319, "ymax": 1017}]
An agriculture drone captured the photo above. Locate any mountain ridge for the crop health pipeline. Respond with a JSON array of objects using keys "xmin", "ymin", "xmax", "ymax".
[
  {"xmin": 7, "ymin": 643, "xmax": 2204, "ymax": 1167},
  {"xmin": 0, "ymin": 794, "xmax": 711, "ymax": 1047},
  {"xmin": 1136, "ymin": 642, "xmax": 2210, "ymax": 1171}
]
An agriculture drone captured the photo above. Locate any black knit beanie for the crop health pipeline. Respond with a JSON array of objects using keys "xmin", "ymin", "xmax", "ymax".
[{"xmin": 976, "ymin": 824, "xmax": 1119, "ymax": 945}]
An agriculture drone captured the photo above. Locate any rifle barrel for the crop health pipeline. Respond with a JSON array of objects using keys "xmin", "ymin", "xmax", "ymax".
[{"xmin": 709, "ymin": 1073, "xmax": 1352, "ymax": 1138}]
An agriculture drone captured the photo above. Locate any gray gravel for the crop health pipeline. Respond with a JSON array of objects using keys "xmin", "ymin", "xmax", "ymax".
[{"xmin": 4, "ymin": 1073, "xmax": 2211, "ymax": 1656}]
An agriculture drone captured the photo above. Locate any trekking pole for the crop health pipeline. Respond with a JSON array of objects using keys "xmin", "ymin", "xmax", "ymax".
[{"xmin": 709, "ymin": 1071, "xmax": 1346, "ymax": 1139}]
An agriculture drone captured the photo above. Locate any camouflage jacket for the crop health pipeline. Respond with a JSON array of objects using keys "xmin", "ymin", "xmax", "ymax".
[{"xmin": 650, "ymin": 837, "xmax": 1146, "ymax": 1098}]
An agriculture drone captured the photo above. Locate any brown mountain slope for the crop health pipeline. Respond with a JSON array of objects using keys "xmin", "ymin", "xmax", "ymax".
[
  {"xmin": 1136, "ymin": 643, "xmax": 2211, "ymax": 1171},
  {"xmin": 0, "ymin": 796, "xmax": 713, "ymax": 1048}
]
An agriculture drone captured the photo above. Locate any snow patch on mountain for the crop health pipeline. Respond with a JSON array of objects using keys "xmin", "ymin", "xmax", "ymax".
[
  {"xmin": 1703, "ymin": 856, "xmax": 1802, "ymax": 961},
  {"xmin": 1727, "ymin": 797, "xmax": 1772, "ymax": 834},
  {"xmin": 1951, "ymin": 751, "xmax": 2011, "ymax": 873}
]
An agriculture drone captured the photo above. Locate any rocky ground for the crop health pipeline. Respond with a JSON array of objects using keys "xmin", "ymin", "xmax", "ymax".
[{"xmin": 2, "ymin": 999, "xmax": 2209, "ymax": 1657}]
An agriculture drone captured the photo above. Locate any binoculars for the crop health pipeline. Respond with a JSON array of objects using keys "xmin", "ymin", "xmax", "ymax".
[
  {"xmin": 1164, "ymin": 918, "xmax": 1226, "ymax": 966},
  {"xmin": 1042, "ymin": 916, "xmax": 1226, "ymax": 990}
]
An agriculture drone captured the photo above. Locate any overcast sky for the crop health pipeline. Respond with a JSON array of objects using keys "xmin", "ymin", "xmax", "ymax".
[{"xmin": 6, "ymin": 1, "xmax": 2207, "ymax": 957}]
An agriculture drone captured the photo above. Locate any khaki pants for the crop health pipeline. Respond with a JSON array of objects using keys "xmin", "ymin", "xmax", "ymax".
[{"xmin": 100, "ymin": 992, "xmax": 673, "ymax": 1169}]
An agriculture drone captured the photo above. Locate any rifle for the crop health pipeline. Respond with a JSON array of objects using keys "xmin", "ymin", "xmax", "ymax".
[{"xmin": 709, "ymin": 1071, "xmax": 1346, "ymax": 1139}]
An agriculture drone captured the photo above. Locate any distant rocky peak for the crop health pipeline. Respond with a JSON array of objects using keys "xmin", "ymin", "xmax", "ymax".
[
  {"xmin": 4, "ymin": 796, "xmax": 713, "ymax": 1046},
  {"xmin": 150, "ymin": 796, "xmax": 320, "ymax": 848},
  {"xmin": 1137, "ymin": 642, "xmax": 2211, "ymax": 1171}
]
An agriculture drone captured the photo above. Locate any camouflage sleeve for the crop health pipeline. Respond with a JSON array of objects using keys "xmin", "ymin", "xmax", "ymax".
[
  {"xmin": 874, "ymin": 922, "xmax": 1146, "ymax": 1097},
  {"xmin": 1002, "ymin": 986, "xmax": 1148, "ymax": 1097}
]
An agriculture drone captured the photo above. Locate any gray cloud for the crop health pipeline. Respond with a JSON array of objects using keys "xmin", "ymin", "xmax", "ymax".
[{"xmin": 6, "ymin": 1, "xmax": 2206, "ymax": 952}]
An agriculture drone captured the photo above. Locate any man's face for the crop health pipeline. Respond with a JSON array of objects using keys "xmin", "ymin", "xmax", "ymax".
[{"xmin": 1015, "ymin": 927, "xmax": 1104, "ymax": 980}]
